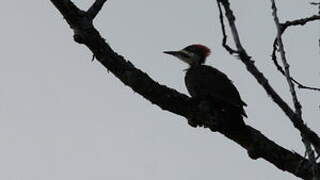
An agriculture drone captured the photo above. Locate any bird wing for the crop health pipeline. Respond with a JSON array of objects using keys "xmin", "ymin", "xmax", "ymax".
[{"xmin": 185, "ymin": 65, "xmax": 247, "ymax": 109}]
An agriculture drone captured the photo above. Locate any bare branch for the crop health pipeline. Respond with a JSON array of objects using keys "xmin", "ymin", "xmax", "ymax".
[
  {"xmin": 310, "ymin": 2, "xmax": 320, "ymax": 55},
  {"xmin": 271, "ymin": 2, "xmax": 320, "ymax": 93},
  {"xmin": 49, "ymin": 0, "xmax": 317, "ymax": 178},
  {"xmin": 270, "ymin": 2, "xmax": 319, "ymax": 171},
  {"xmin": 217, "ymin": 0, "xmax": 320, "ymax": 156},
  {"xmin": 272, "ymin": 14, "xmax": 320, "ymax": 77},
  {"xmin": 87, "ymin": 0, "xmax": 108, "ymax": 20},
  {"xmin": 270, "ymin": 0, "xmax": 302, "ymax": 117},
  {"xmin": 218, "ymin": 1, "xmax": 245, "ymax": 53},
  {"xmin": 281, "ymin": 15, "xmax": 320, "ymax": 33},
  {"xmin": 272, "ymin": 40, "xmax": 320, "ymax": 92},
  {"xmin": 310, "ymin": 2, "xmax": 320, "ymax": 6},
  {"xmin": 216, "ymin": 1, "xmax": 238, "ymax": 54},
  {"xmin": 272, "ymin": 14, "xmax": 320, "ymax": 73}
]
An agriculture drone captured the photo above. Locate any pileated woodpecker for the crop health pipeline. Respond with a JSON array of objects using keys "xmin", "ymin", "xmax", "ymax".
[{"xmin": 164, "ymin": 44, "xmax": 247, "ymax": 129}]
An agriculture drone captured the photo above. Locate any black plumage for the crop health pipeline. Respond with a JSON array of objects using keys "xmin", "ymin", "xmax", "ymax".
[
  {"xmin": 164, "ymin": 44, "xmax": 248, "ymax": 128},
  {"xmin": 185, "ymin": 64, "xmax": 247, "ymax": 127}
]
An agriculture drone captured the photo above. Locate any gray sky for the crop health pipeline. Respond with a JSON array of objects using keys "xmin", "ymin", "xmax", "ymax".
[{"xmin": 0, "ymin": 0, "xmax": 319, "ymax": 179}]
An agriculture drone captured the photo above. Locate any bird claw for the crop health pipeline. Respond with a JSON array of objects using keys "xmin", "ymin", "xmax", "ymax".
[
  {"xmin": 187, "ymin": 119, "xmax": 199, "ymax": 128},
  {"xmin": 187, "ymin": 117, "xmax": 204, "ymax": 128}
]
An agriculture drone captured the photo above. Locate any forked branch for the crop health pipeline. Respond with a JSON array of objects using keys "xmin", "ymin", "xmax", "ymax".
[
  {"xmin": 271, "ymin": 14, "xmax": 320, "ymax": 92},
  {"xmin": 217, "ymin": 0, "xmax": 320, "ymax": 163},
  {"xmin": 270, "ymin": 0, "xmax": 302, "ymax": 118},
  {"xmin": 49, "ymin": 0, "xmax": 317, "ymax": 179}
]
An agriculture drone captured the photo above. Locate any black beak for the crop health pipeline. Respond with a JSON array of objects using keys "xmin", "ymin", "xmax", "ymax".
[{"xmin": 163, "ymin": 51, "xmax": 181, "ymax": 56}]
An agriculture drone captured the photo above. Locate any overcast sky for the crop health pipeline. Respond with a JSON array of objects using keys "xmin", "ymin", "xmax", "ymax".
[{"xmin": 0, "ymin": 0, "xmax": 319, "ymax": 179}]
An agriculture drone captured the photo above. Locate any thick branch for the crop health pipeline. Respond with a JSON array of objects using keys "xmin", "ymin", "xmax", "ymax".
[
  {"xmin": 50, "ymin": 0, "xmax": 316, "ymax": 179},
  {"xmin": 218, "ymin": 0, "xmax": 320, "ymax": 161}
]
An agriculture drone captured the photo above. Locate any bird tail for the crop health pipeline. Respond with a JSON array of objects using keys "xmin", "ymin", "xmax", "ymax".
[
  {"xmin": 221, "ymin": 107, "xmax": 252, "ymax": 146},
  {"xmin": 222, "ymin": 106, "xmax": 249, "ymax": 136}
]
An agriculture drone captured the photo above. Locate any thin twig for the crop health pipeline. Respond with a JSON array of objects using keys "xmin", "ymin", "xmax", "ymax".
[
  {"xmin": 271, "ymin": 14, "xmax": 320, "ymax": 91},
  {"xmin": 218, "ymin": 0, "xmax": 245, "ymax": 53},
  {"xmin": 310, "ymin": 2, "xmax": 320, "ymax": 6},
  {"xmin": 272, "ymin": 40, "xmax": 320, "ymax": 92},
  {"xmin": 271, "ymin": 0, "xmax": 302, "ymax": 117},
  {"xmin": 271, "ymin": 14, "xmax": 320, "ymax": 92},
  {"xmin": 281, "ymin": 15, "xmax": 320, "ymax": 33},
  {"xmin": 216, "ymin": 1, "xmax": 238, "ymax": 54},
  {"xmin": 310, "ymin": 2, "xmax": 320, "ymax": 54},
  {"xmin": 291, "ymin": 78, "xmax": 320, "ymax": 91},
  {"xmin": 87, "ymin": 0, "xmax": 108, "ymax": 20}
]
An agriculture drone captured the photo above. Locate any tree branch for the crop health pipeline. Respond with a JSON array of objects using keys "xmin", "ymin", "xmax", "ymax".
[
  {"xmin": 281, "ymin": 15, "xmax": 320, "ymax": 33},
  {"xmin": 217, "ymin": 1, "xmax": 238, "ymax": 55},
  {"xmin": 49, "ymin": 0, "xmax": 317, "ymax": 179},
  {"xmin": 270, "ymin": 1, "xmax": 319, "ymax": 178},
  {"xmin": 270, "ymin": 0, "xmax": 302, "ymax": 119},
  {"xmin": 272, "ymin": 40, "xmax": 320, "ymax": 92},
  {"xmin": 87, "ymin": 0, "xmax": 108, "ymax": 20},
  {"xmin": 217, "ymin": 0, "xmax": 320, "ymax": 159},
  {"xmin": 271, "ymin": 14, "xmax": 320, "ymax": 92}
]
